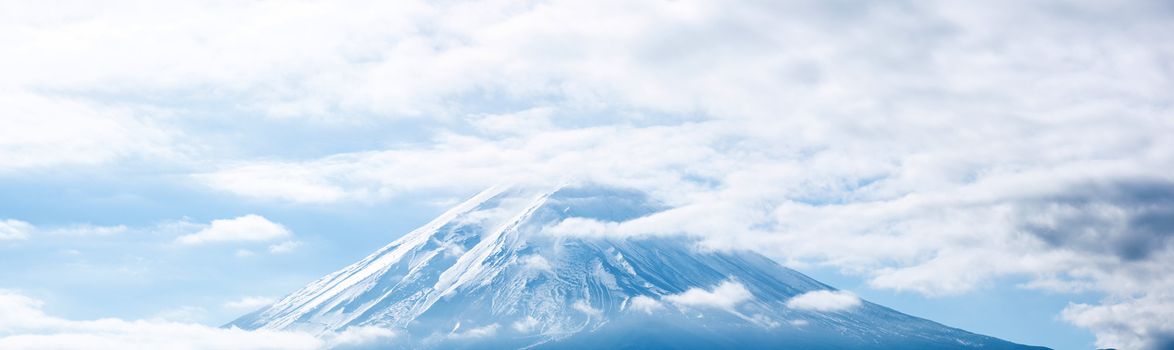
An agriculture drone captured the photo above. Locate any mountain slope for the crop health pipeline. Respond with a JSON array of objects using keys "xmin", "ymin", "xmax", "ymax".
[{"xmin": 229, "ymin": 184, "xmax": 1048, "ymax": 349}]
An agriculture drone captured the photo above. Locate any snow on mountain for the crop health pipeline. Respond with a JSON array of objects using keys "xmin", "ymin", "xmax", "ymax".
[{"xmin": 229, "ymin": 184, "xmax": 1048, "ymax": 349}]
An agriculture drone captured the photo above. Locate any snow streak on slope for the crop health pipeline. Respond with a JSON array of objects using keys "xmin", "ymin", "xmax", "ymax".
[
  {"xmin": 233, "ymin": 185, "xmax": 549, "ymax": 332},
  {"xmin": 230, "ymin": 184, "xmax": 1048, "ymax": 350}
]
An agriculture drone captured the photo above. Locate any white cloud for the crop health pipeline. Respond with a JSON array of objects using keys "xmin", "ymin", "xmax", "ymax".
[
  {"xmin": 196, "ymin": 124, "xmax": 729, "ymax": 204},
  {"xmin": 511, "ymin": 316, "xmax": 539, "ymax": 333},
  {"xmin": 0, "ymin": 220, "xmax": 33, "ymax": 240},
  {"xmin": 176, "ymin": 215, "xmax": 290, "ymax": 245},
  {"xmin": 470, "ymin": 107, "xmax": 556, "ymax": 135},
  {"xmin": 748, "ymin": 313, "xmax": 781, "ymax": 329},
  {"xmin": 786, "ymin": 290, "xmax": 861, "ymax": 312},
  {"xmin": 0, "ymin": 93, "xmax": 179, "ymax": 172},
  {"xmin": 47, "ymin": 224, "xmax": 129, "ymax": 236},
  {"xmin": 149, "ymin": 306, "xmax": 208, "ymax": 323},
  {"xmin": 447, "ymin": 323, "xmax": 499, "ymax": 340},
  {"xmin": 518, "ymin": 254, "xmax": 553, "ymax": 273},
  {"xmin": 223, "ymin": 297, "xmax": 274, "ymax": 311},
  {"xmin": 1, "ymin": 217, "xmax": 299, "ymax": 255},
  {"xmin": 0, "ymin": 220, "xmax": 130, "ymax": 240},
  {"xmin": 0, "ymin": 290, "xmax": 54, "ymax": 332},
  {"xmin": 267, "ymin": 241, "xmax": 302, "ymax": 254},
  {"xmin": 573, "ymin": 300, "xmax": 603, "ymax": 318},
  {"xmin": 543, "ymin": 214, "xmax": 706, "ymax": 240},
  {"xmin": 544, "ymin": 217, "xmax": 618, "ymax": 238},
  {"xmin": 664, "ymin": 280, "xmax": 753, "ymax": 311},
  {"xmin": 324, "ymin": 326, "xmax": 397, "ymax": 348},
  {"xmin": 628, "ymin": 295, "xmax": 664, "ymax": 314},
  {"xmin": 196, "ymin": 164, "xmax": 350, "ymax": 204},
  {"xmin": 1062, "ymin": 292, "xmax": 1174, "ymax": 350}
]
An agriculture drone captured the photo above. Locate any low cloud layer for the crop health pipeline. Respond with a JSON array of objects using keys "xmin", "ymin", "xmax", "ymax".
[
  {"xmin": 0, "ymin": 290, "xmax": 319, "ymax": 350},
  {"xmin": 0, "ymin": 290, "xmax": 395, "ymax": 350}
]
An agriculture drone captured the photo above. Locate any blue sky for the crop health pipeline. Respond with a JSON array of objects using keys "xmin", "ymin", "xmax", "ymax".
[{"xmin": 1, "ymin": 1, "xmax": 1172, "ymax": 349}]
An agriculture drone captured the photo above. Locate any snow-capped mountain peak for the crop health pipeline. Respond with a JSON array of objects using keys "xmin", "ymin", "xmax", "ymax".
[{"xmin": 230, "ymin": 184, "xmax": 1047, "ymax": 349}]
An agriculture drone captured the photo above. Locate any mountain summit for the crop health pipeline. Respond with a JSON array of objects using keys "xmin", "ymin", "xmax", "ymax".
[{"xmin": 229, "ymin": 184, "xmax": 1047, "ymax": 349}]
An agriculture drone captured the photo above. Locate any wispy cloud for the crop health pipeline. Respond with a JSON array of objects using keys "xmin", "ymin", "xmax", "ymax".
[
  {"xmin": 447, "ymin": 323, "xmax": 499, "ymax": 340},
  {"xmin": 326, "ymin": 326, "xmax": 397, "ymax": 348},
  {"xmin": 266, "ymin": 241, "xmax": 302, "ymax": 254},
  {"xmin": 223, "ymin": 297, "xmax": 274, "ymax": 311},
  {"xmin": 0, "ymin": 220, "xmax": 128, "ymax": 240}
]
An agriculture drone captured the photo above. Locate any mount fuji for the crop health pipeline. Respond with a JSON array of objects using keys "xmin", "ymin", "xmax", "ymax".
[{"xmin": 228, "ymin": 184, "xmax": 1048, "ymax": 349}]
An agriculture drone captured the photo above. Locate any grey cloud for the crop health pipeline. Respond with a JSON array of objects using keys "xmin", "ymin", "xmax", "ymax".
[
  {"xmin": 1153, "ymin": 334, "xmax": 1174, "ymax": 350},
  {"xmin": 1017, "ymin": 179, "xmax": 1174, "ymax": 261}
]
